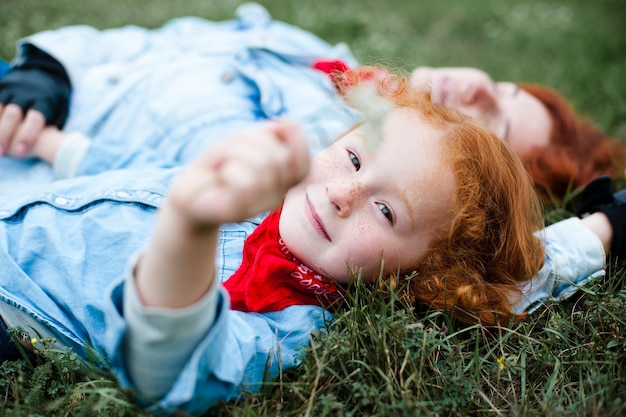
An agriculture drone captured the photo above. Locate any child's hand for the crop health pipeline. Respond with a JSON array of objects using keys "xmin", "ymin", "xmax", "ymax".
[
  {"xmin": 0, "ymin": 123, "xmax": 65, "ymax": 165},
  {"xmin": 0, "ymin": 104, "xmax": 46, "ymax": 157},
  {"xmin": 169, "ymin": 120, "xmax": 310, "ymax": 228},
  {"xmin": 28, "ymin": 126, "xmax": 66, "ymax": 163}
]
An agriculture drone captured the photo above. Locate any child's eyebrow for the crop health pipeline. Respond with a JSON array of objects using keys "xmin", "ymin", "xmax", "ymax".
[{"xmin": 393, "ymin": 183, "xmax": 416, "ymax": 230}]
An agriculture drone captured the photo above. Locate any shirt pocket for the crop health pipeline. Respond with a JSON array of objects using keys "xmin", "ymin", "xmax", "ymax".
[
  {"xmin": 216, "ymin": 218, "xmax": 263, "ymax": 284},
  {"xmin": 216, "ymin": 229, "xmax": 247, "ymax": 284}
]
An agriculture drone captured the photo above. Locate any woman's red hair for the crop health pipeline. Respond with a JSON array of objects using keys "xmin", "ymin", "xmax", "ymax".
[{"xmin": 519, "ymin": 84, "xmax": 625, "ymax": 199}]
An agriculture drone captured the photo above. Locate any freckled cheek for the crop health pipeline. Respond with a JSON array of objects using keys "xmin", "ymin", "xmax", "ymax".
[
  {"xmin": 343, "ymin": 215, "xmax": 388, "ymax": 274},
  {"xmin": 353, "ymin": 212, "xmax": 374, "ymax": 240},
  {"xmin": 349, "ymin": 216, "xmax": 425, "ymax": 275},
  {"xmin": 349, "ymin": 182, "xmax": 365, "ymax": 204}
]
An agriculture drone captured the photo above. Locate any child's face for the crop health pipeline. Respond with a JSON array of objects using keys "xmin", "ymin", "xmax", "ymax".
[{"xmin": 280, "ymin": 108, "xmax": 455, "ymax": 283}]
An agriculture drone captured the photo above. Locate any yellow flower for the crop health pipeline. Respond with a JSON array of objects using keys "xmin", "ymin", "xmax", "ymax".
[
  {"xmin": 30, "ymin": 337, "xmax": 38, "ymax": 345},
  {"xmin": 497, "ymin": 356, "xmax": 505, "ymax": 370}
]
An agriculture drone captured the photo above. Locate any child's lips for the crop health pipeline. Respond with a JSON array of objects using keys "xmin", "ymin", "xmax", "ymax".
[{"xmin": 306, "ymin": 195, "xmax": 331, "ymax": 241}]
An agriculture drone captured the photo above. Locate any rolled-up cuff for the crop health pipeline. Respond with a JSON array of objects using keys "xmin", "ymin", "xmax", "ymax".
[
  {"xmin": 53, "ymin": 131, "xmax": 91, "ymax": 179},
  {"xmin": 512, "ymin": 217, "xmax": 607, "ymax": 314},
  {"xmin": 123, "ymin": 253, "xmax": 220, "ymax": 399}
]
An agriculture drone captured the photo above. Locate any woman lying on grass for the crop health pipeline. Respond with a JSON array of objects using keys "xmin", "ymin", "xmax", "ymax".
[
  {"xmin": 408, "ymin": 67, "xmax": 626, "ymax": 198},
  {"xmin": 0, "ymin": 67, "xmax": 618, "ymax": 416}
]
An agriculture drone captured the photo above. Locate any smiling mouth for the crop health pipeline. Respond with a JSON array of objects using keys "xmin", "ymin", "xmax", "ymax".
[{"xmin": 306, "ymin": 195, "xmax": 331, "ymax": 241}]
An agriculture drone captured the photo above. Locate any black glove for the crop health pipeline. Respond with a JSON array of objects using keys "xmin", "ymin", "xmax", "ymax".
[
  {"xmin": 0, "ymin": 45, "xmax": 71, "ymax": 129},
  {"xmin": 577, "ymin": 175, "xmax": 626, "ymax": 258}
]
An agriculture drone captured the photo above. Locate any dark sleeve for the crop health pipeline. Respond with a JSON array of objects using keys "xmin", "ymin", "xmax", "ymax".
[
  {"xmin": 577, "ymin": 175, "xmax": 626, "ymax": 257},
  {"xmin": 0, "ymin": 44, "xmax": 71, "ymax": 128}
]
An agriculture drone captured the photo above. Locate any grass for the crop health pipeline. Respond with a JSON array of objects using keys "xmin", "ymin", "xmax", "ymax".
[
  {"xmin": 0, "ymin": 0, "xmax": 625, "ymax": 415},
  {"xmin": 210, "ymin": 273, "xmax": 626, "ymax": 417},
  {"xmin": 3, "ymin": 268, "xmax": 624, "ymax": 416}
]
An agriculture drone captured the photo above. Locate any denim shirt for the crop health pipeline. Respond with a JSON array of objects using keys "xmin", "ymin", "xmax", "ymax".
[
  {"xmin": 0, "ymin": 166, "xmax": 331, "ymax": 415},
  {"xmin": 0, "ymin": 3, "xmax": 359, "ymax": 192}
]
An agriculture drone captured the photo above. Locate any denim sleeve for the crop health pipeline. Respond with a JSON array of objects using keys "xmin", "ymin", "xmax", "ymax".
[
  {"xmin": 123, "ymin": 255, "xmax": 221, "ymax": 400},
  {"xmin": 105, "ymin": 255, "xmax": 329, "ymax": 416},
  {"xmin": 511, "ymin": 217, "xmax": 607, "ymax": 314}
]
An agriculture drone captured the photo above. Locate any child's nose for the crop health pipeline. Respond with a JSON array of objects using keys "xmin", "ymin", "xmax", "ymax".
[{"xmin": 327, "ymin": 180, "xmax": 365, "ymax": 217}]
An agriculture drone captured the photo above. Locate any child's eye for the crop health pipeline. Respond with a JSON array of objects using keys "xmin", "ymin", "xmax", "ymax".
[
  {"xmin": 348, "ymin": 150, "xmax": 361, "ymax": 171},
  {"xmin": 377, "ymin": 202, "xmax": 394, "ymax": 224}
]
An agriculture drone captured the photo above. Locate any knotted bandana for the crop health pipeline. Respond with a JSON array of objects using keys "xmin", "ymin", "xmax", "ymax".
[{"xmin": 223, "ymin": 207, "xmax": 342, "ymax": 312}]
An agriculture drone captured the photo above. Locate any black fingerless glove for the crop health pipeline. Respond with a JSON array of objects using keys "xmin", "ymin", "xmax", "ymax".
[
  {"xmin": 0, "ymin": 45, "xmax": 71, "ymax": 128},
  {"xmin": 577, "ymin": 175, "xmax": 626, "ymax": 258}
]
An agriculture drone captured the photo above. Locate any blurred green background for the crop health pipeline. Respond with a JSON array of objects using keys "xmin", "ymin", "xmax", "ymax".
[{"xmin": 1, "ymin": 0, "xmax": 624, "ymax": 139}]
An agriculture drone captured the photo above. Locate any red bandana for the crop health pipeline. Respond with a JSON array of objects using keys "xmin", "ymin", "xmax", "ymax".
[
  {"xmin": 223, "ymin": 207, "xmax": 342, "ymax": 313},
  {"xmin": 312, "ymin": 59, "xmax": 380, "ymax": 89}
]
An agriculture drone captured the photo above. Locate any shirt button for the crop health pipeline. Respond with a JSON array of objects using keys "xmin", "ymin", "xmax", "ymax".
[
  {"xmin": 221, "ymin": 71, "xmax": 233, "ymax": 83},
  {"xmin": 54, "ymin": 197, "xmax": 68, "ymax": 205}
]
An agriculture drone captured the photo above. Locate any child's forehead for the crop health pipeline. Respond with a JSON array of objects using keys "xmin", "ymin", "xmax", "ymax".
[
  {"xmin": 378, "ymin": 109, "xmax": 446, "ymax": 152},
  {"xmin": 330, "ymin": 108, "xmax": 449, "ymax": 168},
  {"xmin": 364, "ymin": 114, "xmax": 450, "ymax": 176},
  {"xmin": 384, "ymin": 113, "xmax": 452, "ymax": 183}
]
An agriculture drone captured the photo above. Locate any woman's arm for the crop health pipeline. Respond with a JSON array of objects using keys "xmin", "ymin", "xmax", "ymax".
[
  {"xmin": 580, "ymin": 212, "xmax": 613, "ymax": 254},
  {"xmin": 514, "ymin": 178, "xmax": 624, "ymax": 314}
]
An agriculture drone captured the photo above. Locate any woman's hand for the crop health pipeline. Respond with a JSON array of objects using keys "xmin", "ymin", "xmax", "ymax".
[
  {"xmin": 0, "ymin": 105, "xmax": 46, "ymax": 157},
  {"xmin": 0, "ymin": 48, "xmax": 71, "ymax": 157},
  {"xmin": 28, "ymin": 125, "xmax": 66, "ymax": 163},
  {"xmin": 0, "ymin": 117, "xmax": 65, "ymax": 164}
]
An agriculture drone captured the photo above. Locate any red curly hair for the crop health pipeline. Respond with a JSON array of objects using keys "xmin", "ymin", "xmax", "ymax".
[
  {"xmin": 519, "ymin": 84, "xmax": 625, "ymax": 199},
  {"xmin": 336, "ymin": 68, "xmax": 545, "ymax": 326}
]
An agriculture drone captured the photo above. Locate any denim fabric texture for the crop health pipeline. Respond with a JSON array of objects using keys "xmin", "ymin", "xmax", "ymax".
[{"xmin": 0, "ymin": 164, "xmax": 330, "ymax": 416}]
